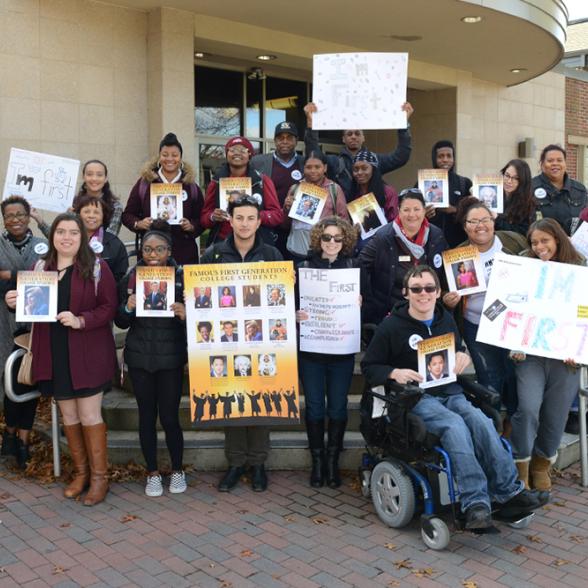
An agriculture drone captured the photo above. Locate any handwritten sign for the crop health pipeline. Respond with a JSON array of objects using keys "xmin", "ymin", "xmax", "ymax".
[
  {"xmin": 298, "ymin": 267, "xmax": 361, "ymax": 354},
  {"xmin": 312, "ymin": 52, "xmax": 408, "ymax": 130},
  {"xmin": 476, "ymin": 252, "xmax": 588, "ymax": 362},
  {"xmin": 3, "ymin": 148, "xmax": 80, "ymax": 213}
]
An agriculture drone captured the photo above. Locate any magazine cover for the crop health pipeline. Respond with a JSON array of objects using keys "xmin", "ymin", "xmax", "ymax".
[
  {"xmin": 288, "ymin": 182, "xmax": 327, "ymax": 225},
  {"xmin": 150, "ymin": 183, "xmax": 183, "ymax": 224},
  {"xmin": 473, "ymin": 174, "xmax": 503, "ymax": 213},
  {"xmin": 219, "ymin": 178, "xmax": 252, "ymax": 211},
  {"xmin": 347, "ymin": 192, "xmax": 387, "ymax": 239},
  {"xmin": 16, "ymin": 271, "xmax": 58, "ymax": 322},
  {"xmin": 442, "ymin": 245, "xmax": 487, "ymax": 296},
  {"xmin": 136, "ymin": 266, "xmax": 175, "ymax": 318},
  {"xmin": 418, "ymin": 169, "xmax": 449, "ymax": 207},
  {"xmin": 417, "ymin": 333, "xmax": 456, "ymax": 389}
]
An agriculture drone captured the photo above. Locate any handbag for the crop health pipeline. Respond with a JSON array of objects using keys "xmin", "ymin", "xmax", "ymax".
[{"xmin": 14, "ymin": 327, "xmax": 35, "ymax": 386}]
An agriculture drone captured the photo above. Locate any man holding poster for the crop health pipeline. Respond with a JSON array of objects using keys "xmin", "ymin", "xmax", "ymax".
[
  {"xmin": 200, "ymin": 196, "xmax": 283, "ymax": 493},
  {"xmin": 362, "ymin": 265, "xmax": 546, "ymax": 530}
]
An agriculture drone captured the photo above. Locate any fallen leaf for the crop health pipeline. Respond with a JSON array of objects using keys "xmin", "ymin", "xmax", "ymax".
[
  {"xmin": 237, "ymin": 509, "xmax": 248, "ymax": 514},
  {"xmin": 59, "ymin": 523, "xmax": 71, "ymax": 528},
  {"xmin": 526, "ymin": 534, "xmax": 543, "ymax": 544},
  {"xmin": 209, "ymin": 563, "xmax": 215, "ymax": 568},
  {"xmin": 240, "ymin": 549, "xmax": 254, "ymax": 558},
  {"xmin": 553, "ymin": 500, "xmax": 567, "ymax": 507},
  {"xmin": 219, "ymin": 581, "xmax": 232, "ymax": 588},
  {"xmin": 0, "ymin": 568, "xmax": 5, "ymax": 574},
  {"xmin": 393, "ymin": 558, "xmax": 413, "ymax": 570},
  {"xmin": 512, "ymin": 545, "xmax": 527, "ymax": 554},
  {"xmin": 462, "ymin": 582, "xmax": 478, "ymax": 588},
  {"xmin": 552, "ymin": 559, "xmax": 570, "ymax": 567},
  {"xmin": 311, "ymin": 516, "xmax": 328, "ymax": 525},
  {"xmin": 283, "ymin": 515, "xmax": 295, "ymax": 522},
  {"xmin": 569, "ymin": 535, "xmax": 584, "ymax": 544},
  {"xmin": 120, "ymin": 514, "xmax": 138, "ymax": 523},
  {"xmin": 387, "ymin": 582, "xmax": 400, "ymax": 587},
  {"xmin": 384, "ymin": 542, "xmax": 397, "ymax": 550},
  {"xmin": 52, "ymin": 566, "xmax": 67, "ymax": 575},
  {"xmin": 412, "ymin": 568, "xmax": 435, "ymax": 577},
  {"xmin": 0, "ymin": 493, "xmax": 12, "ymax": 500}
]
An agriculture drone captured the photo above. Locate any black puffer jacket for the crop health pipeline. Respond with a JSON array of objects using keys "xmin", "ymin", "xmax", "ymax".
[
  {"xmin": 101, "ymin": 231, "xmax": 129, "ymax": 284},
  {"xmin": 115, "ymin": 259, "xmax": 187, "ymax": 372},
  {"xmin": 359, "ymin": 222, "xmax": 447, "ymax": 324},
  {"xmin": 200, "ymin": 233, "xmax": 283, "ymax": 264}
]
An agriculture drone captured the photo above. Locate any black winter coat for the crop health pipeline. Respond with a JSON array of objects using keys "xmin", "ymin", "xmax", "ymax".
[
  {"xmin": 200, "ymin": 233, "xmax": 283, "ymax": 264},
  {"xmin": 115, "ymin": 260, "xmax": 187, "ymax": 372},
  {"xmin": 358, "ymin": 222, "xmax": 447, "ymax": 324},
  {"xmin": 101, "ymin": 231, "xmax": 129, "ymax": 284}
]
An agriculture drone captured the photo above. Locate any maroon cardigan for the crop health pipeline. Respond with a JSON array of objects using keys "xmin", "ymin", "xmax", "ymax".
[{"xmin": 32, "ymin": 259, "xmax": 118, "ymax": 390}]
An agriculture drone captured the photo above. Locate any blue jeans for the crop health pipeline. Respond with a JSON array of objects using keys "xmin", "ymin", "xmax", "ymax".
[
  {"xmin": 411, "ymin": 391, "xmax": 523, "ymax": 512},
  {"xmin": 299, "ymin": 354, "xmax": 354, "ymax": 422},
  {"xmin": 462, "ymin": 318, "xmax": 517, "ymax": 415}
]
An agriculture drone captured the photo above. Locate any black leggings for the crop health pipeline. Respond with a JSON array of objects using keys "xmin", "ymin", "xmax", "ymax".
[
  {"xmin": 128, "ymin": 367, "xmax": 184, "ymax": 472},
  {"xmin": 3, "ymin": 394, "xmax": 39, "ymax": 431}
]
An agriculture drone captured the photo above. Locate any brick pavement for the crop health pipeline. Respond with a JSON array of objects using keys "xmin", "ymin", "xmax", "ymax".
[{"xmin": 0, "ymin": 463, "xmax": 587, "ymax": 588}]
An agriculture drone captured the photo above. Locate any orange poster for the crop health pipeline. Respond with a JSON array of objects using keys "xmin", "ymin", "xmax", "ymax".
[{"xmin": 184, "ymin": 261, "xmax": 299, "ymax": 427}]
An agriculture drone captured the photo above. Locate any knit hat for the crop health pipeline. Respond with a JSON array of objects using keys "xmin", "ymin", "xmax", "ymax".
[
  {"xmin": 225, "ymin": 136, "xmax": 255, "ymax": 157},
  {"xmin": 159, "ymin": 133, "xmax": 183, "ymax": 156},
  {"xmin": 353, "ymin": 150, "xmax": 379, "ymax": 167}
]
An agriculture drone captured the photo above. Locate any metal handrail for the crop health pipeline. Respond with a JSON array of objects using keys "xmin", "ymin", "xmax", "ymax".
[{"xmin": 3, "ymin": 349, "xmax": 60, "ymax": 477}]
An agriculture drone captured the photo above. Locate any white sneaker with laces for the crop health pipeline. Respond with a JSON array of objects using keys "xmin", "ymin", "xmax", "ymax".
[
  {"xmin": 145, "ymin": 474, "xmax": 163, "ymax": 497},
  {"xmin": 169, "ymin": 471, "xmax": 187, "ymax": 494}
]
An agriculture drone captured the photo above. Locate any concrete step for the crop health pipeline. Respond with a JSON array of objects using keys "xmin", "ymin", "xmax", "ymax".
[{"xmin": 102, "ymin": 388, "xmax": 364, "ymax": 432}]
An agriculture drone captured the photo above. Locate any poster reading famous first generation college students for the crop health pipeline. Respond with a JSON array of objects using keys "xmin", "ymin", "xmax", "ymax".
[{"xmin": 184, "ymin": 261, "xmax": 300, "ymax": 427}]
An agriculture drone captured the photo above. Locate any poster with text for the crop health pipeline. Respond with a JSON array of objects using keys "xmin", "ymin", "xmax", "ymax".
[
  {"xmin": 219, "ymin": 178, "xmax": 252, "ymax": 212},
  {"xmin": 184, "ymin": 261, "xmax": 299, "ymax": 427},
  {"xmin": 288, "ymin": 182, "xmax": 327, "ymax": 225},
  {"xmin": 3, "ymin": 148, "xmax": 80, "ymax": 213},
  {"xmin": 473, "ymin": 174, "xmax": 503, "ymax": 214},
  {"xmin": 150, "ymin": 184, "xmax": 182, "ymax": 225},
  {"xmin": 347, "ymin": 193, "xmax": 387, "ymax": 240},
  {"xmin": 136, "ymin": 266, "xmax": 175, "ymax": 317},
  {"xmin": 16, "ymin": 271, "xmax": 58, "ymax": 323},
  {"xmin": 299, "ymin": 267, "xmax": 361, "ymax": 354},
  {"xmin": 476, "ymin": 252, "xmax": 588, "ymax": 363},
  {"xmin": 418, "ymin": 169, "xmax": 449, "ymax": 208},
  {"xmin": 312, "ymin": 52, "xmax": 408, "ymax": 130},
  {"xmin": 417, "ymin": 333, "xmax": 456, "ymax": 389},
  {"xmin": 442, "ymin": 245, "xmax": 486, "ymax": 296}
]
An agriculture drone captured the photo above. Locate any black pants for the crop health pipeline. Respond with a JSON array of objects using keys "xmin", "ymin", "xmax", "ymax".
[
  {"xmin": 128, "ymin": 367, "xmax": 184, "ymax": 472},
  {"xmin": 3, "ymin": 394, "xmax": 38, "ymax": 430}
]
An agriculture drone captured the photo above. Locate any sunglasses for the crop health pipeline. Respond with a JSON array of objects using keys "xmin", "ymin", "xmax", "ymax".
[
  {"xmin": 233, "ymin": 195, "xmax": 261, "ymax": 207},
  {"xmin": 407, "ymin": 285, "xmax": 438, "ymax": 294},
  {"xmin": 321, "ymin": 234, "xmax": 344, "ymax": 243}
]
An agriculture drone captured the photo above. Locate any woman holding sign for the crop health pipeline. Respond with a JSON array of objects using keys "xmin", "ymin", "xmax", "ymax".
[
  {"xmin": 296, "ymin": 216, "xmax": 360, "ymax": 488},
  {"xmin": 443, "ymin": 197, "xmax": 527, "ymax": 420},
  {"xmin": 73, "ymin": 195, "xmax": 128, "ymax": 284},
  {"xmin": 509, "ymin": 218, "xmax": 584, "ymax": 492},
  {"xmin": 5, "ymin": 213, "xmax": 117, "ymax": 505},
  {"xmin": 122, "ymin": 133, "xmax": 203, "ymax": 265},
  {"xmin": 115, "ymin": 221, "xmax": 187, "ymax": 497},
  {"xmin": 0, "ymin": 196, "xmax": 47, "ymax": 468}
]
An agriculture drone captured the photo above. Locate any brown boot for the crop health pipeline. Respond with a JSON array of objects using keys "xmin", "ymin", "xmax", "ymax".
[
  {"xmin": 530, "ymin": 454, "xmax": 552, "ymax": 492},
  {"xmin": 515, "ymin": 460, "xmax": 530, "ymax": 490},
  {"xmin": 82, "ymin": 423, "xmax": 109, "ymax": 506},
  {"xmin": 63, "ymin": 424, "xmax": 89, "ymax": 499}
]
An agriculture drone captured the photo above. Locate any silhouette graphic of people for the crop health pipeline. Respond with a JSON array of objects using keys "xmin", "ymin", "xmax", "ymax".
[
  {"xmin": 192, "ymin": 391, "xmax": 207, "ymax": 422},
  {"xmin": 247, "ymin": 391, "xmax": 262, "ymax": 417},
  {"xmin": 207, "ymin": 393, "xmax": 219, "ymax": 419},
  {"xmin": 271, "ymin": 390, "xmax": 283, "ymax": 416},
  {"xmin": 219, "ymin": 392, "xmax": 236, "ymax": 419},
  {"xmin": 262, "ymin": 391, "xmax": 273, "ymax": 415},
  {"xmin": 284, "ymin": 390, "xmax": 299, "ymax": 419},
  {"xmin": 236, "ymin": 392, "xmax": 246, "ymax": 416}
]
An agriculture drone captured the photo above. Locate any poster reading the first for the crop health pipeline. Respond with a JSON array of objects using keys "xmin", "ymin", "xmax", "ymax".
[
  {"xmin": 185, "ymin": 261, "xmax": 299, "ymax": 428},
  {"xmin": 312, "ymin": 52, "xmax": 408, "ymax": 130},
  {"xmin": 3, "ymin": 148, "xmax": 80, "ymax": 213}
]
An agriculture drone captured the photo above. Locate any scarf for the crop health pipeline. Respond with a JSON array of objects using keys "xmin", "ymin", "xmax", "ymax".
[{"xmin": 393, "ymin": 217, "xmax": 430, "ymax": 260}]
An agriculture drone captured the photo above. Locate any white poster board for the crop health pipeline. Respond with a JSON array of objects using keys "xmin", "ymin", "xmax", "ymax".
[
  {"xmin": 3, "ymin": 148, "xmax": 80, "ymax": 213},
  {"xmin": 298, "ymin": 267, "xmax": 361, "ymax": 354},
  {"xmin": 476, "ymin": 252, "xmax": 588, "ymax": 363},
  {"xmin": 571, "ymin": 222, "xmax": 588, "ymax": 259},
  {"xmin": 312, "ymin": 52, "xmax": 408, "ymax": 130}
]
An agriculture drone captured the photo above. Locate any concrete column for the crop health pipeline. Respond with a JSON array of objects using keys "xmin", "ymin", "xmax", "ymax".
[{"xmin": 147, "ymin": 7, "xmax": 195, "ymax": 164}]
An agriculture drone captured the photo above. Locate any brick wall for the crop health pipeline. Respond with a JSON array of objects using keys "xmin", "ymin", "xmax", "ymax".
[{"xmin": 565, "ymin": 77, "xmax": 588, "ymax": 179}]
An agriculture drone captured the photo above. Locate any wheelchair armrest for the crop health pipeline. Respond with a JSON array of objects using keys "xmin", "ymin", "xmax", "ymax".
[
  {"xmin": 384, "ymin": 380, "xmax": 423, "ymax": 404},
  {"xmin": 457, "ymin": 375, "xmax": 500, "ymax": 407}
]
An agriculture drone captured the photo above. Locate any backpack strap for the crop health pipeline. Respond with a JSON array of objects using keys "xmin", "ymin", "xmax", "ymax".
[{"xmin": 327, "ymin": 183, "xmax": 338, "ymax": 211}]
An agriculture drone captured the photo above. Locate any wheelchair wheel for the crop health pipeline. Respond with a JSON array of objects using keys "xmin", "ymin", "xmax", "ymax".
[
  {"xmin": 421, "ymin": 517, "xmax": 450, "ymax": 551},
  {"xmin": 358, "ymin": 468, "xmax": 371, "ymax": 498},
  {"xmin": 371, "ymin": 460, "xmax": 415, "ymax": 528}
]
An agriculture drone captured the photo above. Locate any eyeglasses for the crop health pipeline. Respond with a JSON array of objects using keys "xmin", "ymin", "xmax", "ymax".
[
  {"xmin": 321, "ymin": 234, "xmax": 344, "ymax": 243},
  {"xmin": 3, "ymin": 212, "xmax": 29, "ymax": 221},
  {"xmin": 227, "ymin": 146, "xmax": 250, "ymax": 155},
  {"xmin": 407, "ymin": 285, "xmax": 438, "ymax": 294},
  {"xmin": 503, "ymin": 172, "xmax": 519, "ymax": 182},
  {"xmin": 142, "ymin": 245, "xmax": 169, "ymax": 255},
  {"xmin": 465, "ymin": 218, "xmax": 494, "ymax": 227}
]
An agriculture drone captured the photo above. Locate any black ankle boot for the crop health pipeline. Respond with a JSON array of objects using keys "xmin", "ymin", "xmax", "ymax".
[
  {"xmin": 326, "ymin": 419, "xmax": 347, "ymax": 489},
  {"xmin": 1, "ymin": 431, "xmax": 18, "ymax": 457},
  {"xmin": 306, "ymin": 420, "xmax": 325, "ymax": 488},
  {"xmin": 16, "ymin": 439, "xmax": 30, "ymax": 470}
]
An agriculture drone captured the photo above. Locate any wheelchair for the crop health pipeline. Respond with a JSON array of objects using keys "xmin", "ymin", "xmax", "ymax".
[{"xmin": 358, "ymin": 376, "xmax": 534, "ymax": 550}]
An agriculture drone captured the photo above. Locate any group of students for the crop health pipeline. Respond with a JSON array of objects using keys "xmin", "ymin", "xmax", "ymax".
[{"xmin": 0, "ymin": 112, "xmax": 587, "ymax": 520}]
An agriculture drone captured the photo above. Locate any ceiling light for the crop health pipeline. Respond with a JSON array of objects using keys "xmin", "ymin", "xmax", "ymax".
[
  {"xmin": 510, "ymin": 68, "xmax": 527, "ymax": 74},
  {"xmin": 257, "ymin": 55, "xmax": 277, "ymax": 61},
  {"xmin": 461, "ymin": 16, "xmax": 482, "ymax": 24},
  {"xmin": 194, "ymin": 52, "xmax": 209, "ymax": 59}
]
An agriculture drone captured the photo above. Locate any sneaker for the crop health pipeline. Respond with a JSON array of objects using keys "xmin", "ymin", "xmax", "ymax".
[
  {"xmin": 145, "ymin": 474, "xmax": 163, "ymax": 497},
  {"xmin": 465, "ymin": 504, "xmax": 492, "ymax": 530},
  {"xmin": 169, "ymin": 471, "xmax": 187, "ymax": 494}
]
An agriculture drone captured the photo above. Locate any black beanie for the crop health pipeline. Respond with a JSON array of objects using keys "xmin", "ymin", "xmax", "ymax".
[
  {"xmin": 159, "ymin": 133, "xmax": 183, "ymax": 156},
  {"xmin": 431, "ymin": 140, "xmax": 454, "ymax": 170}
]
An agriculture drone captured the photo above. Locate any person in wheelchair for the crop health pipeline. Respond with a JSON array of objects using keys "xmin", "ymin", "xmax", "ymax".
[{"xmin": 361, "ymin": 264, "xmax": 546, "ymax": 530}]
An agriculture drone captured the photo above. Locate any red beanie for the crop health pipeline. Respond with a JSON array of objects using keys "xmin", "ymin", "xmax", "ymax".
[{"xmin": 225, "ymin": 136, "xmax": 255, "ymax": 157}]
